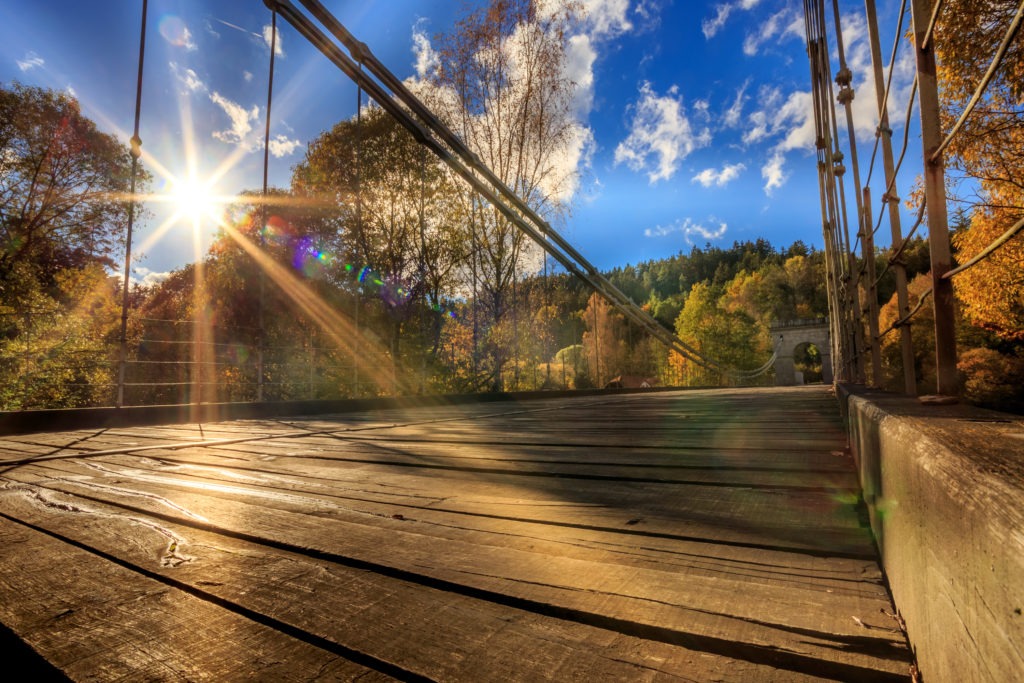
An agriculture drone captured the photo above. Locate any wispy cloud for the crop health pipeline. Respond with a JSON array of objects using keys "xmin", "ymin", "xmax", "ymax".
[
  {"xmin": 723, "ymin": 79, "xmax": 749, "ymax": 128},
  {"xmin": 210, "ymin": 92, "xmax": 260, "ymax": 146},
  {"xmin": 169, "ymin": 61, "xmax": 207, "ymax": 93},
  {"xmin": 581, "ymin": 0, "xmax": 633, "ymax": 37},
  {"xmin": 208, "ymin": 91, "xmax": 302, "ymax": 157},
  {"xmin": 692, "ymin": 162, "xmax": 746, "ymax": 187},
  {"xmin": 742, "ymin": 7, "xmax": 802, "ymax": 56},
  {"xmin": 761, "ymin": 151, "xmax": 787, "ymax": 195},
  {"xmin": 412, "ymin": 20, "xmax": 439, "ymax": 78},
  {"xmin": 644, "ymin": 217, "xmax": 728, "ymax": 243},
  {"xmin": 702, "ymin": 0, "xmax": 762, "ymax": 39},
  {"xmin": 182, "ymin": 27, "xmax": 197, "ymax": 51},
  {"xmin": 615, "ymin": 81, "xmax": 711, "ymax": 183},
  {"xmin": 17, "ymin": 51, "xmax": 44, "ymax": 71}
]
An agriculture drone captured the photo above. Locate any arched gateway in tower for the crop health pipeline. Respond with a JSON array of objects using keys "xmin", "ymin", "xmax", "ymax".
[{"xmin": 769, "ymin": 319, "xmax": 833, "ymax": 386}]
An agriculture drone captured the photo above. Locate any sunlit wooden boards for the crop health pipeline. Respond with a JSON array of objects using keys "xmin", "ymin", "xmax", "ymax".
[{"xmin": 0, "ymin": 387, "xmax": 913, "ymax": 681}]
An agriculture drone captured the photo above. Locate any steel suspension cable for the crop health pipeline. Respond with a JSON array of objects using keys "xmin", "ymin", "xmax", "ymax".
[
  {"xmin": 258, "ymin": 8, "xmax": 277, "ymax": 402},
  {"xmin": 286, "ymin": 0, "xmax": 759, "ymax": 378},
  {"xmin": 874, "ymin": 199, "xmax": 927, "ymax": 287},
  {"xmin": 942, "ymin": 214, "xmax": 1024, "ymax": 280},
  {"xmin": 806, "ymin": 0, "xmax": 853, "ymax": 380},
  {"xmin": 864, "ymin": 0, "xmax": 908, "ymax": 187},
  {"xmin": 117, "ymin": 0, "xmax": 149, "ymax": 408},
  {"xmin": 873, "ymin": 76, "xmax": 917, "ymax": 237},
  {"xmin": 831, "ymin": 0, "xmax": 869, "ymax": 383},
  {"xmin": 864, "ymin": 0, "xmax": 917, "ymax": 394},
  {"xmin": 920, "ymin": 0, "xmax": 945, "ymax": 50},
  {"xmin": 353, "ymin": 67, "xmax": 363, "ymax": 396},
  {"xmin": 269, "ymin": 0, "xmax": 749, "ymax": 379}
]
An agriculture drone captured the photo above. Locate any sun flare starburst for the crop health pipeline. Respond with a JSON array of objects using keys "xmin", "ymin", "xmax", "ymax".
[{"xmin": 169, "ymin": 175, "xmax": 220, "ymax": 222}]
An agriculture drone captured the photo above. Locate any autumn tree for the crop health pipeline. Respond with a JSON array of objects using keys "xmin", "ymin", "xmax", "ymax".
[
  {"xmin": 674, "ymin": 282, "xmax": 769, "ymax": 387},
  {"xmin": 0, "ymin": 83, "xmax": 144, "ymax": 301},
  {"xmin": 581, "ymin": 292, "xmax": 628, "ymax": 387},
  {"xmin": 293, "ymin": 105, "xmax": 468, "ymax": 384},
  {"xmin": 0, "ymin": 83, "xmax": 146, "ymax": 408},
  {"xmin": 422, "ymin": 0, "xmax": 585, "ymax": 388},
  {"xmin": 933, "ymin": 1, "xmax": 1024, "ymax": 340}
]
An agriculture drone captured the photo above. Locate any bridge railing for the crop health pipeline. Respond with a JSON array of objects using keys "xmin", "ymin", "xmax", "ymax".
[{"xmin": 803, "ymin": 0, "xmax": 1024, "ymax": 399}]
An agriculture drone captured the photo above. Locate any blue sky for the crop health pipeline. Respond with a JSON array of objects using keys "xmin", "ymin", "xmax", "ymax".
[{"xmin": 1, "ymin": 0, "xmax": 921, "ymax": 284}]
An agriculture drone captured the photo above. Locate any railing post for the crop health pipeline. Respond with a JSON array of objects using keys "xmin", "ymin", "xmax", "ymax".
[
  {"xmin": 910, "ymin": 0, "xmax": 959, "ymax": 396},
  {"xmin": 864, "ymin": 0, "xmax": 919, "ymax": 395}
]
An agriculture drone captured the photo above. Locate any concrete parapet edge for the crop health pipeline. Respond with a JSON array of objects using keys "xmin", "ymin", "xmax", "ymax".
[{"xmin": 837, "ymin": 384, "xmax": 1024, "ymax": 682}]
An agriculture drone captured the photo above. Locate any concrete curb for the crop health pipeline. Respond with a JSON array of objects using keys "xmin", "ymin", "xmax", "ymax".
[{"xmin": 838, "ymin": 384, "xmax": 1024, "ymax": 682}]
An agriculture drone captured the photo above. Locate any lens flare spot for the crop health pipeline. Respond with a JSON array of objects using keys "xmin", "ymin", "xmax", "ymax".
[{"xmin": 159, "ymin": 16, "xmax": 193, "ymax": 48}]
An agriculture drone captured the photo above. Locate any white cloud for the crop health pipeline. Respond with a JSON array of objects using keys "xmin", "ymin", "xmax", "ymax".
[
  {"xmin": 132, "ymin": 267, "xmax": 172, "ymax": 288},
  {"xmin": 412, "ymin": 22, "xmax": 439, "ymax": 79},
  {"xmin": 66, "ymin": 85, "xmax": 77, "ymax": 98},
  {"xmin": 740, "ymin": 87, "xmax": 813, "ymax": 152},
  {"xmin": 634, "ymin": 0, "xmax": 661, "ymax": 24},
  {"xmin": 615, "ymin": 82, "xmax": 711, "ymax": 183},
  {"xmin": 743, "ymin": 110, "xmax": 770, "ymax": 145},
  {"xmin": 210, "ymin": 91, "xmax": 259, "ymax": 146},
  {"xmin": 268, "ymin": 134, "xmax": 302, "ymax": 158},
  {"xmin": 263, "ymin": 24, "xmax": 284, "ymax": 57},
  {"xmin": 693, "ymin": 98, "xmax": 711, "ymax": 121},
  {"xmin": 582, "ymin": 0, "xmax": 633, "ymax": 36},
  {"xmin": 207, "ymin": 92, "xmax": 301, "ymax": 157},
  {"xmin": 565, "ymin": 33, "xmax": 598, "ymax": 116},
  {"xmin": 243, "ymin": 70, "xmax": 254, "ymax": 83},
  {"xmin": 644, "ymin": 217, "xmax": 728, "ymax": 243},
  {"xmin": 169, "ymin": 61, "xmax": 207, "ymax": 93},
  {"xmin": 692, "ymin": 162, "xmax": 746, "ymax": 187},
  {"xmin": 17, "ymin": 51, "xmax": 44, "ymax": 71},
  {"xmin": 182, "ymin": 26, "xmax": 198, "ymax": 51},
  {"xmin": 775, "ymin": 91, "xmax": 815, "ymax": 152},
  {"xmin": 761, "ymin": 151, "xmax": 787, "ymax": 195}
]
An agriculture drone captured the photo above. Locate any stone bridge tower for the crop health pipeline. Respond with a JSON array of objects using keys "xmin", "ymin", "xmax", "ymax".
[{"xmin": 769, "ymin": 319, "xmax": 833, "ymax": 385}]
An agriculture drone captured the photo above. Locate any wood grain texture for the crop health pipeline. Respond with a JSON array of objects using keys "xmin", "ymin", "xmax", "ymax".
[{"xmin": 0, "ymin": 387, "xmax": 913, "ymax": 681}]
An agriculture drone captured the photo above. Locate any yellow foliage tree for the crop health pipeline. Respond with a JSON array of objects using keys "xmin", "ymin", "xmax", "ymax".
[{"xmin": 934, "ymin": 0, "xmax": 1024, "ymax": 341}]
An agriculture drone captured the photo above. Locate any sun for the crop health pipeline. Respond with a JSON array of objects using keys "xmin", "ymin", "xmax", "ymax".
[{"xmin": 168, "ymin": 174, "xmax": 222, "ymax": 224}]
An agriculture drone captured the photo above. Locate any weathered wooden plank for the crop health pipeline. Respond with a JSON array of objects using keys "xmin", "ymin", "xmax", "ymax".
[
  {"xmin": 0, "ymin": 515, "xmax": 392, "ymax": 681},
  {"xmin": 3, "ymin": 460, "xmax": 909, "ymax": 680},
  {"xmin": 0, "ymin": 387, "xmax": 913, "ymax": 681},
  {"xmin": 17, "ymin": 448, "xmax": 875, "ymax": 557},
  {"xmin": 12, "ymin": 456, "xmax": 881, "ymax": 588},
  {"xmin": 0, "ymin": 480, "xmax": 829, "ymax": 682}
]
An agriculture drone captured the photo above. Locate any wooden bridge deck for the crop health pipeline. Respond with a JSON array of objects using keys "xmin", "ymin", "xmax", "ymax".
[{"xmin": 0, "ymin": 386, "xmax": 912, "ymax": 681}]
